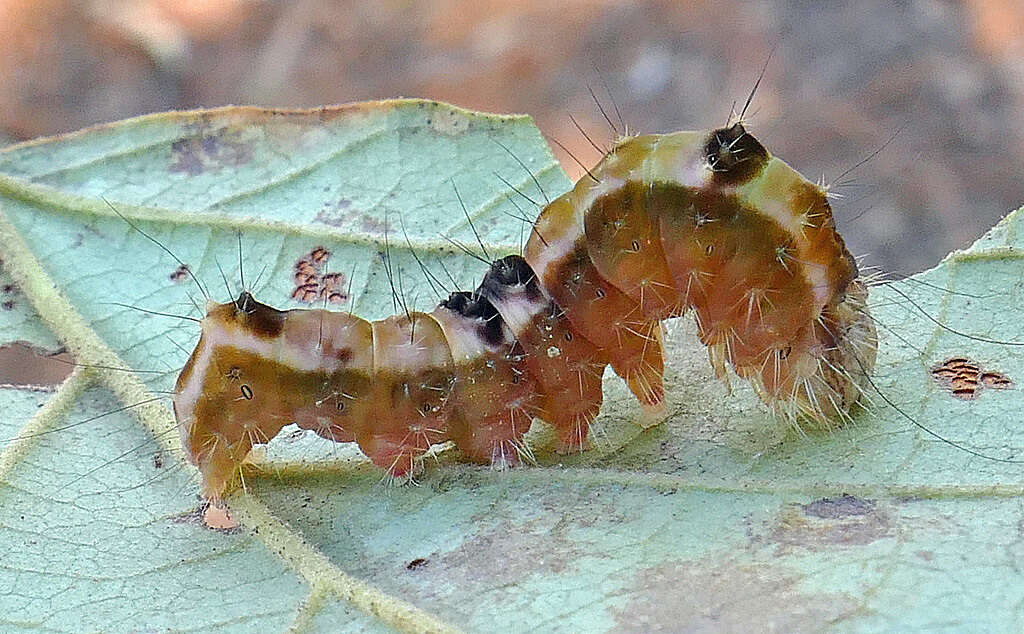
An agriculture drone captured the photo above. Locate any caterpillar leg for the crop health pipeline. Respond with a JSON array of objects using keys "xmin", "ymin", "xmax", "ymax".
[
  {"xmin": 357, "ymin": 315, "xmax": 456, "ymax": 479},
  {"xmin": 518, "ymin": 321, "xmax": 607, "ymax": 453},
  {"xmin": 637, "ymin": 398, "xmax": 670, "ymax": 430},
  {"xmin": 762, "ymin": 279, "xmax": 878, "ymax": 427},
  {"xmin": 188, "ymin": 431, "xmax": 244, "ymax": 501},
  {"xmin": 450, "ymin": 409, "xmax": 535, "ymax": 468},
  {"xmin": 608, "ymin": 320, "xmax": 666, "ymax": 407},
  {"xmin": 356, "ymin": 394, "xmax": 453, "ymax": 478},
  {"xmin": 446, "ymin": 359, "xmax": 538, "ymax": 468},
  {"xmin": 551, "ymin": 409, "xmax": 599, "ymax": 454},
  {"xmin": 537, "ymin": 242, "xmax": 667, "ymax": 409}
]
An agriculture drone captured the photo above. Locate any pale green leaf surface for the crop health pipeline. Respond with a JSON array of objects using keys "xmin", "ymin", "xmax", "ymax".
[
  {"xmin": 0, "ymin": 267, "xmax": 60, "ymax": 350},
  {"xmin": 0, "ymin": 100, "xmax": 1022, "ymax": 633}
]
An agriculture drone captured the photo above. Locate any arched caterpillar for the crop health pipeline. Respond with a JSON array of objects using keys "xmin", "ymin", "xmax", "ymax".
[{"xmin": 175, "ymin": 120, "xmax": 878, "ymax": 500}]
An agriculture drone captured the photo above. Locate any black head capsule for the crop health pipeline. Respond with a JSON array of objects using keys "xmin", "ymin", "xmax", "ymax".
[
  {"xmin": 478, "ymin": 255, "xmax": 543, "ymax": 302},
  {"xmin": 704, "ymin": 122, "xmax": 769, "ymax": 186},
  {"xmin": 440, "ymin": 290, "xmax": 506, "ymax": 347}
]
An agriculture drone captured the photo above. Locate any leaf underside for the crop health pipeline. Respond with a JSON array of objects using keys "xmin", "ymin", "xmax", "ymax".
[{"xmin": 0, "ymin": 100, "xmax": 1022, "ymax": 633}]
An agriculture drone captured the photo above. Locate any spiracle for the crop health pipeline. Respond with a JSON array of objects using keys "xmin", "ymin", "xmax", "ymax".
[{"xmin": 173, "ymin": 122, "xmax": 877, "ymax": 500}]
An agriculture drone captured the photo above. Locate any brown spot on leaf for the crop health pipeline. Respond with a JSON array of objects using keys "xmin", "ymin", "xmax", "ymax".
[
  {"xmin": 768, "ymin": 495, "xmax": 892, "ymax": 552},
  {"xmin": 289, "ymin": 247, "xmax": 348, "ymax": 305},
  {"xmin": 291, "ymin": 283, "xmax": 321, "ymax": 303},
  {"xmin": 309, "ymin": 246, "xmax": 330, "ymax": 265},
  {"xmin": 801, "ymin": 493, "xmax": 875, "ymax": 519},
  {"xmin": 437, "ymin": 519, "xmax": 581, "ymax": 583},
  {"xmin": 931, "ymin": 356, "xmax": 1013, "ymax": 400},
  {"xmin": 169, "ymin": 125, "xmax": 253, "ymax": 175},
  {"xmin": 320, "ymin": 272, "xmax": 348, "ymax": 305},
  {"xmin": 613, "ymin": 559, "xmax": 858, "ymax": 632}
]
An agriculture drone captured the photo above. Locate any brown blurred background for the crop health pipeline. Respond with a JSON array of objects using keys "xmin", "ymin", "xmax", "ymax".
[{"xmin": 3, "ymin": 0, "xmax": 1024, "ymax": 274}]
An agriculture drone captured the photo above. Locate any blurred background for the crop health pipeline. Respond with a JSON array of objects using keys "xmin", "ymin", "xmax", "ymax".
[{"xmin": 2, "ymin": 0, "xmax": 1024, "ymax": 274}]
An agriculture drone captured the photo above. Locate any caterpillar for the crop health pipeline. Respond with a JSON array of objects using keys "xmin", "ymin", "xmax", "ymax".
[{"xmin": 174, "ymin": 119, "xmax": 878, "ymax": 500}]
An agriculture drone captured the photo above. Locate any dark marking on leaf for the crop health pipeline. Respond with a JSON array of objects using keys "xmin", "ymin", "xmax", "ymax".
[
  {"xmin": 313, "ymin": 199, "xmax": 376, "ymax": 231},
  {"xmin": 801, "ymin": 494, "xmax": 875, "ymax": 519},
  {"xmin": 289, "ymin": 247, "xmax": 348, "ymax": 305},
  {"xmin": 169, "ymin": 264, "xmax": 191, "ymax": 283},
  {"xmin": 169, "ymin": 125, "xmax": 254, "ymax": 176},
  {"xmin": 931, "ymin": 356, "xmax": 1014, "ymax": 400},
  {"xmin": 291, "ymin": 283, "xmax": 320, "ymax": 303},
  {"xmin": 405, "ymin": 557, "xmax": 429, "ymax": 570},
  {"xmin": 766, "ymin": 496, "xmax": 892, "ymax": 552}
]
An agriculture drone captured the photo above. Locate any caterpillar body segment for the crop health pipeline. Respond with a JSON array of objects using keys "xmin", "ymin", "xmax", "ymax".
[
  {"xmin": 477, "ymin": 256, "xmax": 610, "ymax": 453},
  {"xmin": 175, "ymin": 277, "xmax": 597, "ymax": 498},
  {"xmin": 174, "ymin": 122, "xmax": 878, "ymax": 499},
  {"xmin": 430, "ymin": 292, "xmax": 538, "ymax": 468},
  {"xmin": 526, "ymin": 123, "xmax": 877, "ymax": 421}
]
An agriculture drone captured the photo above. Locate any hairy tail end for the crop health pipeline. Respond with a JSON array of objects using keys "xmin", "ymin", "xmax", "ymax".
[{"xmin": 778, "ymin": 278, "xmax": 878, "ymax": 428}]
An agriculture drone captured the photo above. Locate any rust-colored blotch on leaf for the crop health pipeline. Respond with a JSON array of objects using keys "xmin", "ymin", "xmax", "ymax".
[{"xmin": 931, "ymin": 356, "xmax": 1014, "ymax": 400}]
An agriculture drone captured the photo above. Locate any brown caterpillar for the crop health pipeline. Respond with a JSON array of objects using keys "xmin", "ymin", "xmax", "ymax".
[{"xmin": 174, "ymin": 122, "xmax": 878, "ymax": 500}]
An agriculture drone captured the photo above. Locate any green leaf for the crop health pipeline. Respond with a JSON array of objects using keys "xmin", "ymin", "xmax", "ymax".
[{"xmin": 1, "ymin": 100, "xmax": 1022, "ymax": 632}]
